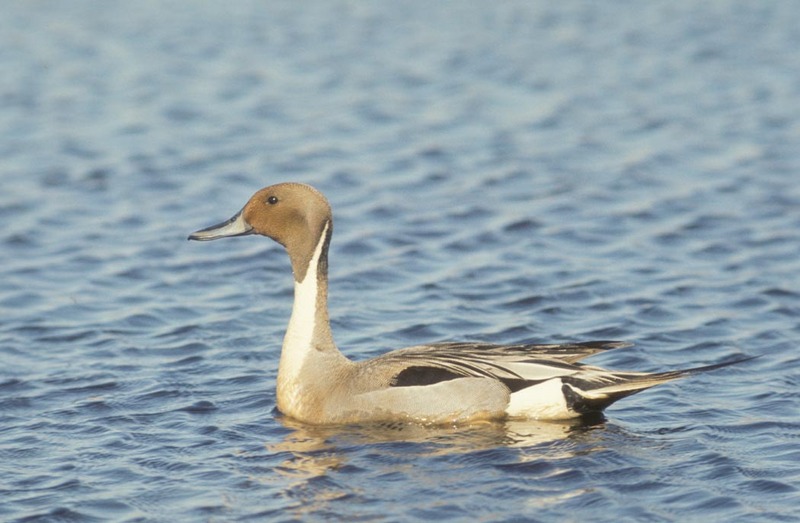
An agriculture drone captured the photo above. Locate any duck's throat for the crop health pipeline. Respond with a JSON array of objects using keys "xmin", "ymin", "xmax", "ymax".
[{"xmin": 279, "ymin": 221, "xmax": 335, "ymax": 384}]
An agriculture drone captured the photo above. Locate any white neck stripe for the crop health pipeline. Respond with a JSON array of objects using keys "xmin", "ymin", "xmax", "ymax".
[{"xmin": 279, "ymin": 222, "xmax": 330, "ymax": 381}]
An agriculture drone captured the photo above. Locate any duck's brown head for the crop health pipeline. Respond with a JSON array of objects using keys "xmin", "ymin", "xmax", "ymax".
[{"xmin": 189, "ymin": 182, "xmax": 333, "ymax": 282}]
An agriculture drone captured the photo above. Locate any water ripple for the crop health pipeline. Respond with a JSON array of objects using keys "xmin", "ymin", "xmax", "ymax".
[{"xmin": 1, "ymin": 1, "xmax": 799, "ymax": 521}]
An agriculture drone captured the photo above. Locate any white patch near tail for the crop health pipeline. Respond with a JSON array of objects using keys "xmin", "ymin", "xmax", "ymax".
[{"xmin": 506, "ymin": 379, "xmax": 578, "ymax": 420}]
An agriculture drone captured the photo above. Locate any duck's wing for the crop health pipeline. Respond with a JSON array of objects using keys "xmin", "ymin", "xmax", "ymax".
[
  {"xmin": 370, "ymin": 340, "xmax": 631, "ymax": 392},
  {"xmin": 413, "ymin": 340, "xmax": 632, "ymax": 364}
]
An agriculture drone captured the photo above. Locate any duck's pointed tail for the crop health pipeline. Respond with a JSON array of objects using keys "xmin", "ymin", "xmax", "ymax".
[{"xmin": 562, "ymin": 356, "xmax": 757, "ymax": 415}]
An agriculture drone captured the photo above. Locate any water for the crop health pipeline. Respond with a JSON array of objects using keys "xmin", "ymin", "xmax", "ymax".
[{"xmin": 2, "ymin": 1, "xmax": 799, "ymax": 521}]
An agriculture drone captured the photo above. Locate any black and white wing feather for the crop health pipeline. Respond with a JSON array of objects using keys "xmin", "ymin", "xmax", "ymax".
[{"xmin": 375, "ymin": 340, "xmax": 631, "ymax": 391}]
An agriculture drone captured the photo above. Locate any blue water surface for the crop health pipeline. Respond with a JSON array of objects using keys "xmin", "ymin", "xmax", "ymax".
[{"xmin": 1, "ymin": 1, "xmax": 799, "ymax": 521}]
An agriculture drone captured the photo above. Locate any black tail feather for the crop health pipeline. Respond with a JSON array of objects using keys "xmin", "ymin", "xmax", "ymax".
[{"xmin": 563, "ymin": 355, "xmax": 757, "ymax": 415}]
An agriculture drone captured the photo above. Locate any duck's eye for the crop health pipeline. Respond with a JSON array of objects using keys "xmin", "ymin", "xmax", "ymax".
[{"xmin": 267, "ymin": 196, "xmax": 279, "ymax": 205}]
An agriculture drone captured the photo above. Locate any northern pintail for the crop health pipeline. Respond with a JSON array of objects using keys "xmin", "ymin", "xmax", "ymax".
[{"xmin": 189, "ymin": 182, "xmax": 749, "ymax": 425}]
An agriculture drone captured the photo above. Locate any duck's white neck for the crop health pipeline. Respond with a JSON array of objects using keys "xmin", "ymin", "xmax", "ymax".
[{"xmin": 278, "ymin": 221, "xmax": 339, "ymax": 387}]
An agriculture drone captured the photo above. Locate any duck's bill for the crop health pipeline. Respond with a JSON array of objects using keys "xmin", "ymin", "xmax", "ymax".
[{"xmin": 188, "ymin": 209, "xmax": 253, "ymax": 241}]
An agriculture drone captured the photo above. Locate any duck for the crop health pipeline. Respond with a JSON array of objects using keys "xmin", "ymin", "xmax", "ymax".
[{"xmin": 189, "ymin": 182, "xmax": 750, "ymax": 425}]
